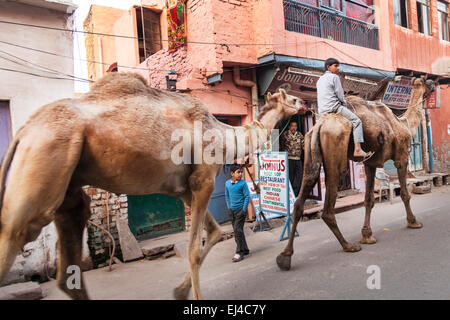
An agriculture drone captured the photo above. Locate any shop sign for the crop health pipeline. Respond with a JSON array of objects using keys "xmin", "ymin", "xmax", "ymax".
[
  {"xmin": 258, "ymin": 152, "xmax": 289, "ymax": 216},
  {"xmin": 247, "ymin": 180, "xmax": 296, "ymax": 221},
  {"xmin": 267, "ymin": 65, "xmax": 383, "ymax": 101},
  {"xmin": 382, "ymin": 80, "xmax": 413, "ymax": 107}
]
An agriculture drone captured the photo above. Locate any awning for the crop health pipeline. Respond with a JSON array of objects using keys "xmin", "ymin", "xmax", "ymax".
[
  {"xmin": 257, "ymin": 54, "xmax": 395, "ymax": 101},
  {"xmin": 259, "ymin": 65, "xmax": 391, "ymax": 102}
]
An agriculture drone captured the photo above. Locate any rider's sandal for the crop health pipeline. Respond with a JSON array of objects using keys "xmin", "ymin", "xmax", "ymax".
[{"xmin": 355, "ymin": 151, "xmax": 374, "ymax": 163}]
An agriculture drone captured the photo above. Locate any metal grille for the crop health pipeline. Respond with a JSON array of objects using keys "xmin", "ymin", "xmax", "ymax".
[{"xmin": 283, "ymin": 0, "xmax": 379, "ymax": 50}]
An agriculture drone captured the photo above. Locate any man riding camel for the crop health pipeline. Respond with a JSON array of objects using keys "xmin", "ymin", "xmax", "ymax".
[{"xmin": 316, "ymin": 58, "xmax": 374, "ymax": 161}]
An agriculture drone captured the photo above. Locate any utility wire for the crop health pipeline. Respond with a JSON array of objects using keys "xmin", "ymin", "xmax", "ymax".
[
  {"xmin": 0, "ymin": 67, "xmax": 86, "ymax": 81},
  {"xmin": 0, "ymin": 49, "xmax": 92, "ymax": 82},
  {"xmin": 0, "ymin": 19, "xmax": 296, "ymax": 47}
]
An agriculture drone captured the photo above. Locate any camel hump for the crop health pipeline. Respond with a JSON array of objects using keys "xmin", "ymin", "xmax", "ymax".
[
  {"xmin": 182, "ymin": 94, "xmax": 210, "ymax": 121},
  {"xmin": 81, "ymin": 72, "xmax": 166, "ymax": 101}
]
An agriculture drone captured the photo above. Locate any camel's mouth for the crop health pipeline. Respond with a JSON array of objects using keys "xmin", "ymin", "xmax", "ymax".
[{"xmin": 423, "ymin": 79, "xmax": 437, "ymax": 98}]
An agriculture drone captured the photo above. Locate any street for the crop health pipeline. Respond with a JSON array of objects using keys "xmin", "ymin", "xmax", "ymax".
[{"xmin": 41, "ymin": 185, "xmax": 450, "ymax": 300}]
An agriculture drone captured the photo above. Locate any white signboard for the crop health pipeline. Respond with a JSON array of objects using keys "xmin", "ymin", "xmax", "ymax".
[
  {"xmin": 247, "ymin": 180, "xmax": 296, "ymax": 221},
  {"xmin": 258, "ymin": 152, "xmax": 289, "ymax": 216},
  {"xmin": 382, "ymin": 80, "xmax": 413, "ymax": 107}
]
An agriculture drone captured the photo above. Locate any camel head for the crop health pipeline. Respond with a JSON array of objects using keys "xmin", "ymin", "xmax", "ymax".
[
  {"xmin": 261, "ymin": 89, "xmax": 304, "ymax": 122},
  {"xmin": 412, "ymin": 76, "xmax": 436, "ymax": 99}
]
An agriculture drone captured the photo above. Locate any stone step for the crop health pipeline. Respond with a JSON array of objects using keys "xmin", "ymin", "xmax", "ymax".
[
  {"xmin": 0, "ymin": 282, "xmax": 43, "ymax": 300},
  {"xmin": 412, "ymin": 184, "xmax": 431, "ymax": 194}
]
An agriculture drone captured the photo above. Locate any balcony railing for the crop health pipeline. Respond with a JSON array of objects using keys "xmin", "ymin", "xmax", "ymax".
[{"xmin": 283, "ymin": 0, "xmax": 379, "ymax": 50}]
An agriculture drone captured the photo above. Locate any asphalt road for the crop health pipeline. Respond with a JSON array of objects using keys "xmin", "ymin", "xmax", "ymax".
[{"xmin": 42, "ymin": 185, "xmax": 450, "ymax": 300}]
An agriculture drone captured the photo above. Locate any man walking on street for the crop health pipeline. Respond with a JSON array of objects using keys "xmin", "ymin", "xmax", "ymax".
[
  {"xmin": 316, "ymin": 58, "xmax": 374, "ymax": 161},
  {"xmin": 281, "ymin": 121, "xmax": 304, "ymax": 197}
]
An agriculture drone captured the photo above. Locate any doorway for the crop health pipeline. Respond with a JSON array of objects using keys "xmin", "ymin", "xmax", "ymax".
[{"xmin": 0, "ymin": 101, "xmax": 12, "ymax": 162}]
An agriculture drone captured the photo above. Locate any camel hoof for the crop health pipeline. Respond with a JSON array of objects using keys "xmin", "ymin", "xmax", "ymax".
[
  {"xmin": 276, "ymin": 254, "xmax": 291, "ymax": 271},
  {"xmin": 360, "ymin": 235, "xmax": 377, "ymax": 244},
  {"xmin": 173, "ymin": 285, "xmax": 190, "ymax": 300},
  {"xmin": 407, "ymin": 221, "xmax": 423, "ymax": 229},
  {"xmin": 343, "ymin": 243, "xmax": 361, "ymax": 252}
]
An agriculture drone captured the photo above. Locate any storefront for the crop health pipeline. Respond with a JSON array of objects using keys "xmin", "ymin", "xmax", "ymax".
[{"xmin": 257, "ymin": 54, "xmax": 395, "ymax": 201}]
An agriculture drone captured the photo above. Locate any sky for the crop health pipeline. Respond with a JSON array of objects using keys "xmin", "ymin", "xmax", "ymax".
[{"xmin": 72, "ymin": 0, "xmax": 140, "ymax": 92}]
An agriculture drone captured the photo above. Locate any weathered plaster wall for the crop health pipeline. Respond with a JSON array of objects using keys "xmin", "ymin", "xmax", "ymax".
[
  {"xmin": 0, "ymin": 2, "xmax": 75, "ymax": 133},
  {"xmin": 83, "ymin": 5, "xmax": 126, "ymax": 81},
  {"xmin": 429, "ymin": 85, "xmax": 450, "ymax": 172}
]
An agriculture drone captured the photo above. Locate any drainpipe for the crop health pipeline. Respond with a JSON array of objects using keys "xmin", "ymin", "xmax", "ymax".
[
  {"xmin": 232, "ymin": 66, "xmax": 258, "ymax": 122},
  {"xmin": 233, "ymin": 66, "xmax": 259, "ymax": 221},
  {"xmin": 425, "ymin": 110, "xmax": 434, "ymax": 173}
]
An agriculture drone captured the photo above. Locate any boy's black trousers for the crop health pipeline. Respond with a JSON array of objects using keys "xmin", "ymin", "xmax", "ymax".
[{"xmin": 228, "ymin": 208, "xmax": 249, "ymax": 255}]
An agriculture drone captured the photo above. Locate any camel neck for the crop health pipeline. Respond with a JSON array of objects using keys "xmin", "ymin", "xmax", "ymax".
[
  {"xmin": 401, "ymin": 86, "xmax": 425, "ymax": 137},
  {"xmin": 218, "ymin": 115, "xmax": 276, "ymax": 164}
]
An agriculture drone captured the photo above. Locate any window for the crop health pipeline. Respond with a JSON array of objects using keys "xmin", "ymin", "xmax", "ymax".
[
  {"xmin": 321, "ymin": 0, "xmax": 342, "ymax": 11},
  {"xmin": 416, "ymin": 0, "xmax": 431, "ymax": 35},
  {"xmin": 393, "ymin": 0, "xmax": 409, "ymax": 28},
  {"xmin": 438, "ymin": 1, "xmax": 449, "ymax": 41},
  {"xmin": 314, "ymin": 0, "xmax": 375, "ymax": 24},
  {"xmin": 345, "ymin": 0, "xmax": 375, "ymax": 24},
  {"xmin": 136, "ymin": 7, "xmax": 162, "ymax": 63}
]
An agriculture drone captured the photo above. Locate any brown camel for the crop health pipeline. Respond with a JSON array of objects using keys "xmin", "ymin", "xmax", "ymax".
[
  {"xmin": 0, "ymin": 72, "xmax": 302, "ymax": 299},
  {"xmin": 276, "ymin": 77, "xmax": 436, "ymax": 271}
]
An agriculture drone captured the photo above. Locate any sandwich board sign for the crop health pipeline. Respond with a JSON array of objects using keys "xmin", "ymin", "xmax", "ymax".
[
  {"xmin": 257, "ymin": 152, "xmax": 298, "ymax": 240},
  {"xmin": 247, "ymin": 180, "xmax": 298, "ymax": 234}
]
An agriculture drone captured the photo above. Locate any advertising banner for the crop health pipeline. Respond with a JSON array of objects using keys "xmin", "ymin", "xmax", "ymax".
[
  {"xmin": 258, "ymin": 152, "xmax": 289, "ymax": 216},
  {"xmin": 247, "ymin": 180, "xmax": 296, "ymax": 222}
]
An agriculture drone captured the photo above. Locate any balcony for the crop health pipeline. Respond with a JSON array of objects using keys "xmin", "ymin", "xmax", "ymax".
[{"xmin": 283, "ymin": 0, "xmax": 379, "ymax": 50}]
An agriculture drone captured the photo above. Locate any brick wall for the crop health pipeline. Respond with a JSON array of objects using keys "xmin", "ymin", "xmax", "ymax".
[
  {"xmin": 144, "ymin": 46, "xmax": 190, "ymax": 89},
  {"xmin": 84, "ymin": 187, "xmax": 128, "ymax": 268}
]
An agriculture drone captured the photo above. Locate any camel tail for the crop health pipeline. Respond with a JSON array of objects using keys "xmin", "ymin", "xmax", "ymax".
[
  {"xmin": 305, "ymin": 121, "xmax": 323, "ymax": 179},
  {"xmin": 0, "ymin": 138, "xmax": 19, "ymax": 232}
]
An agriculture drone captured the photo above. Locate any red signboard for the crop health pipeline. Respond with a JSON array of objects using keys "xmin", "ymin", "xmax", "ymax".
[{"xmin": 425, "ymin": 86, "xmax": 441, "ymax": 109}]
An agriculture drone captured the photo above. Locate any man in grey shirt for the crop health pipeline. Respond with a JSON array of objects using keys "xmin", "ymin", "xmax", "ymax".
[{"xmin": 316, "ymin": 58, "xmax": 373, "ymax": 160}]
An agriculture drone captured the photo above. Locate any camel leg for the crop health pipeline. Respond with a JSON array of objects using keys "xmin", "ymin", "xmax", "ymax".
[
  {"xmin": 276, "ymin": 175, "xmax": 319, "ymax": 271},
  {"xmin": 0, "ymin": 192, "xmax": 60, "ymax": 286},
  {"xmin": 173, "ymin": 209, "xmax": 222, "ymax": 300},
  {"xmin": 321, "ymin": 172, "xmax": 361, "ymax": 253},
  {"xmin": 360, "ymin": 165, "xmax": 377, "ymax": 244},
  {"xmin": 0, "ymin": 227, "xmax": 26, "ymax": 286},
  {"xmin": 1, "ymin": 127, "xmax": 84, "ymax": 286},
  {"xmin": 396, "ymin": 164, "xmax": 423, "ymax": 229},
  {"xmin": 54, "ymin": 187, "xmax": 91, "ymax": 300},
  {"xmin": 177, "ymin": 168, "xmax": 216, "ymax": 300}
]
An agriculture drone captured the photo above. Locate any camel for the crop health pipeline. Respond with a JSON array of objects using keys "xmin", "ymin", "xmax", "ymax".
[
  {"xmin": 0, "ymin": 72, "xmax": 302, "ymax": 299},
  {"xmin": 276, "ymin": 77, "xmax": 436, "ymax": 271}
]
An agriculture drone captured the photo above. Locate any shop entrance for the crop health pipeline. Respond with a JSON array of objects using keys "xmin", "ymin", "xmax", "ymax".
[{"xmin": 275, "ymin": 103, "xmax": 322, "ymax": 200}]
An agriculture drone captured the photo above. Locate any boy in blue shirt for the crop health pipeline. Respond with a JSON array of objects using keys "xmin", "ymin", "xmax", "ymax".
[{"xmin": 225, "ymin": 164, "xmax": 250, "ymax": 262}]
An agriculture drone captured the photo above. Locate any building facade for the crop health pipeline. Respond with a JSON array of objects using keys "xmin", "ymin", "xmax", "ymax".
[
  {"xmin": 77, "ymin": 0, "xmax": 449, "ymax": 263},
  {"xmin": 81, "ymin": 0, "xmax": 449, "ymax": 217},
  {"xmin": 100, "ymin": 0, "xmax": 448, "ymax": 193}
]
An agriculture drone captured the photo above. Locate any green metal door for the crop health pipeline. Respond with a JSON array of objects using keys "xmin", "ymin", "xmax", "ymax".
[
  {"xmin": 408, "ymin": 125, "xmax": 423, "ymax": 171},
  {"xmin": 127, "ymin": 194, "xmax": 185, "ymax": 241}
]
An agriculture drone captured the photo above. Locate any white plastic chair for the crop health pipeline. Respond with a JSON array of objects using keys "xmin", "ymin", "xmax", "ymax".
[{"xmin": 375, "ymin": 168, "xmax": 395, "ymax": 204}]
